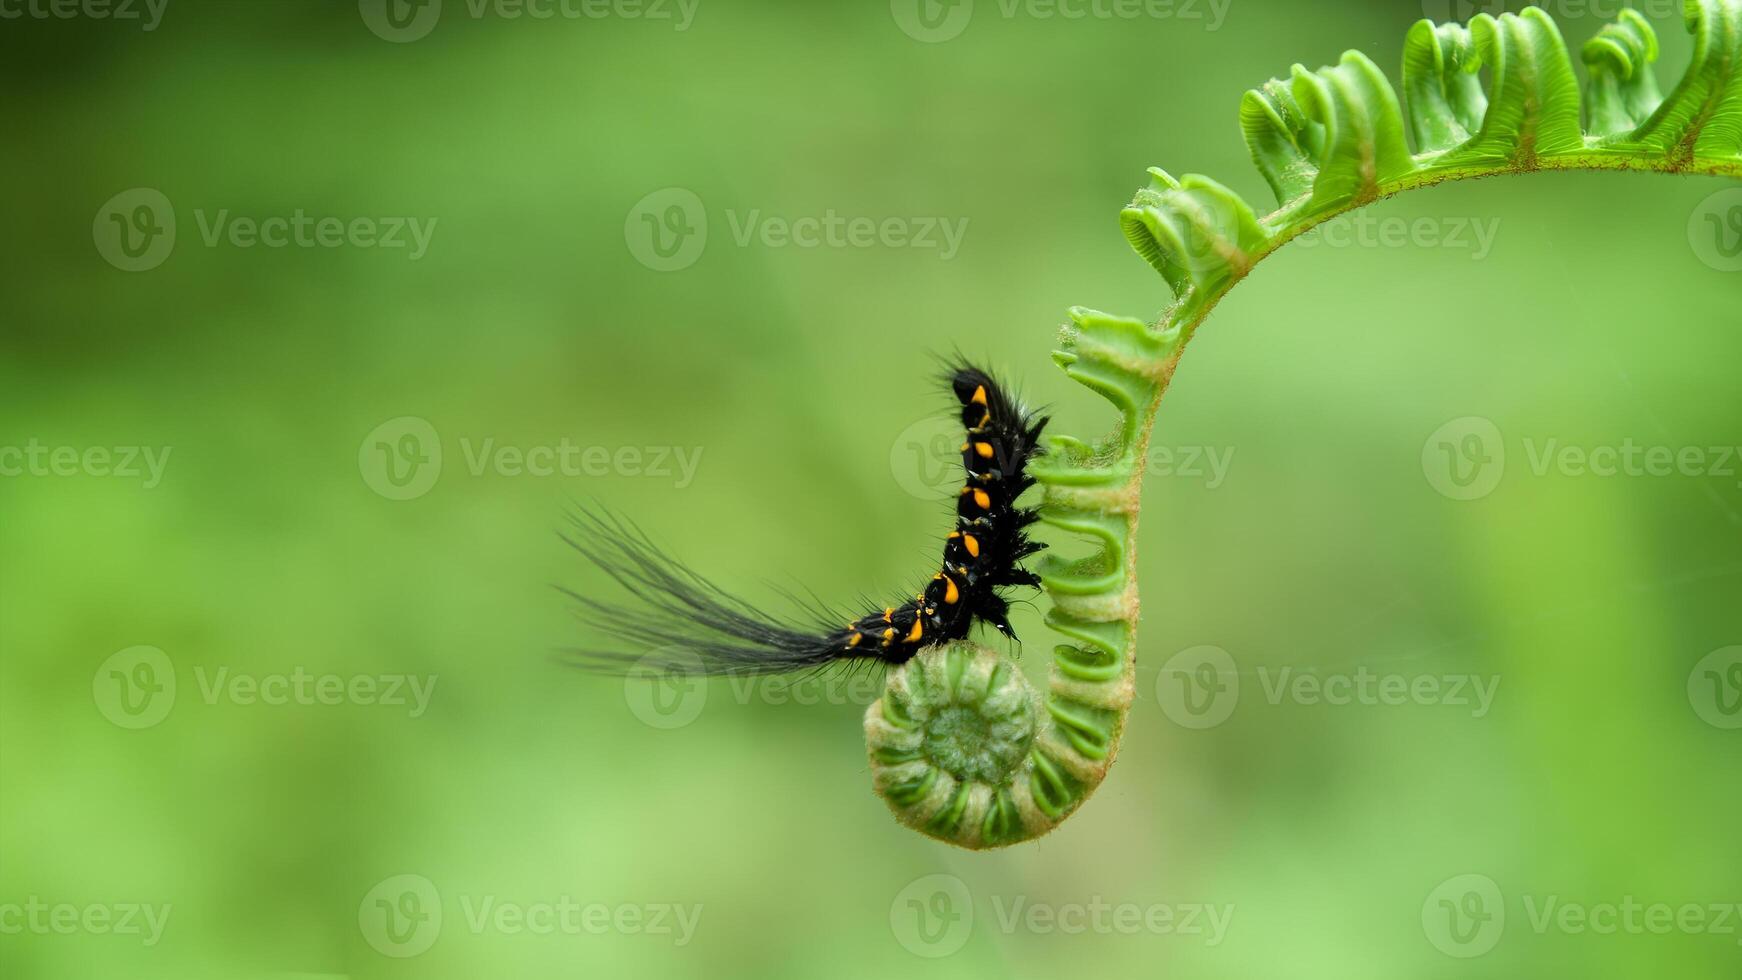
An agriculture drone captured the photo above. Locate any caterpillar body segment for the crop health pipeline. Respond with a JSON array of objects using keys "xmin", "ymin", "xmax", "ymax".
[{"xmin": 564, "ymin": 362, "xmax": 1047, "ymax": 676}]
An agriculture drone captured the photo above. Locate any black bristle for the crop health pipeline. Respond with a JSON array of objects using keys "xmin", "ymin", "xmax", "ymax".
[{"xmin": 563, "ymin": 360, "xmax": 1048, "ymax": 675}]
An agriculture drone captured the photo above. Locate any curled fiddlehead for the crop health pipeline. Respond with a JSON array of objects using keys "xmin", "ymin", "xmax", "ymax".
[{"xmin": 929, "ymin": 1, "xmax": 1739, "ymax": 848}]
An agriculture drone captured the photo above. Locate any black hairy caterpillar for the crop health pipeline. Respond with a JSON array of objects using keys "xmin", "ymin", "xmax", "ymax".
[{"xmin": 562, "ymin": 362, "xmax": 1048, "ymax": 676}]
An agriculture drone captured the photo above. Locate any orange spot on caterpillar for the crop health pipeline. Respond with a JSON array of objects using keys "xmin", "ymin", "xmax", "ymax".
[
  {"xmin": 883, "ymin": 607, "xmax": 894, "ymax": 623},
  {"xmin": 847, "ymin": 633, "xmax": 862, "ymax": 648},
  {"xmin": 974, "ymin": 442, "xmax": 994, "ymax": 459},
  {"xmin": 972, "ymin": 489, "xmax": 991, "ymax": 509},
  {"xmin": 971, "ymin": 385, "xmax": 988, "ymax": 406},
  {"xmin": 963, "ymin": 534, "xmax": 980, "ymax": 557},
  {"xmin": 881, "ymin": 628, "xmax": 896, "ymax": 646},
  {"xmin": 942, "ymin": 575, "xmax": 959, "ymax": 604},
  {"xmin": 906, "ymin": 620, "xmax": 923, "ymax": 643}
]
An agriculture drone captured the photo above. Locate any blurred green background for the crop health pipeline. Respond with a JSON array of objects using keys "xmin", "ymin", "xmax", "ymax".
[{"xmin": 2, "ymin": 0, "xmax": 1739, "ymax": 977}]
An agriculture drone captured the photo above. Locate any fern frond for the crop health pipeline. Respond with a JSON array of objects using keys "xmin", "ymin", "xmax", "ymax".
[{"xmin": 1017, "ymin": 2, "xmax": 1742, "ymax": 840}]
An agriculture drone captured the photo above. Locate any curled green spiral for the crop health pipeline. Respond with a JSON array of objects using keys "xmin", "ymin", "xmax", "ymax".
[
  {"xmin": 866, "ymin": 1, "xmax": 1740, "ymax": 849},
  {"xmin": 865, "ymin": 640, "xmax": 1135, "ymax": 849}
]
